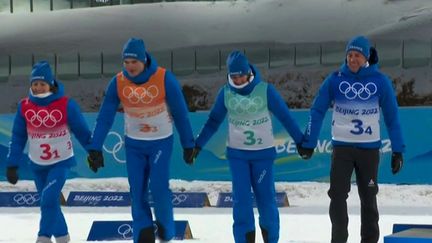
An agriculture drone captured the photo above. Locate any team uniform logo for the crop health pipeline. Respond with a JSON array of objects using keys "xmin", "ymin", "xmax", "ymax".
[
  {"xmin": 227, "ymin": 96, "xmax": 264, "ymax": 115},
  {"xmin": 122, "ymin": 85, "xmax": 159, "ymax": 104},
  {"xmin": 339, "ymin": 81, "xmax": 377, "ymax": 100},
  {"xmin": 21, "ymin": 97, "xmax": 73, "ymax": 165},
  {"xmin": 332, "ymin": 80, "xmax": 381, "ymax": 142},
  {"xmin": 117, "ymin": 69, "xmax": 173, "ymax": 140},
  {"xmin": 225, "ymin": 82, "xmax": 273, "ymax": 150},
  {"xmin": 24, "ymin": 109, "xmax": 63, "ymax": 128}
]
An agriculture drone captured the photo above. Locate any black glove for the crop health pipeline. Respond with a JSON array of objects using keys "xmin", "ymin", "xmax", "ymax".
[
  {"xmin": 391, "ymin": 152, "xmax": 403, "ymax": 174},
  {"xmin": 6, "ymin": 166, "xmax": 18, "ymax": 185},
  {"xmin": 87, "ymin": 150, "xmax": 104, "ymax": 173},
  {"xmin": 183, "ymin": 147, "xmax": 200, "ymax": 165},
  {"xmin": 296, "ymin": 144, "xmax": 314, "ymax": 160}
]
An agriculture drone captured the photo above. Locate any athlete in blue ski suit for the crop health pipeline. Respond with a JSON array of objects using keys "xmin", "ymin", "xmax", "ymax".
[
  {"xmin": 300, "ymin": 36, "xmax": 405, "ymax": 243},
  {"xmin": 86, "ymin": 38, "xmax": 195, "ymax": 243},
  {"xmin": 194, "ymin": 51, "xmax": 304, "ymax": 243},
  {"xmin": 5, "ymin": 61, "xmax": 91, "ymax": 243}
]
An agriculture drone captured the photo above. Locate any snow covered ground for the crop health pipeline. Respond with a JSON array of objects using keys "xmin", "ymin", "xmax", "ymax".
[{"xmin": 0, "ymin": 178, "xmax": 431, "ymax": 242}]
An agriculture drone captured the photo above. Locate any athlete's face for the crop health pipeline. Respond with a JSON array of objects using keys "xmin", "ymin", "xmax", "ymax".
[
  {"xmin": 123, "ymin": 58, "xmax": 145, "ymax": 77},
  {"xmin": 230, "ymin": 74, "xmax": 249, "ymax": 86},
  {"xmin": 346, "ymin": 50, "xmax": 367, "ymax": 73},
  {"xmin": 31, "ymin": 81, "xmax": 50, "ymax": 95}
]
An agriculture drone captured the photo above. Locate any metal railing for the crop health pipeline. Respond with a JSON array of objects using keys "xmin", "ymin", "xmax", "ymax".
[
  {"xmin": 0, "ymin": 39, "xmax": 431, "ymax": 81},
  {"xmin": 1, "ymin": 0, "xmax": 235, "ymax": 13}
]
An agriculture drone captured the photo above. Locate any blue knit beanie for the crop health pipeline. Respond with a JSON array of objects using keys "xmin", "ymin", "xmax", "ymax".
[
  {"xmin": 345, "ymin": 36, "xmax": 370, "ymax": 59},
  {"xmin": 226, "ymin": 51, "xmax": 251, "ymax": 76},
  {"xmin": 30, "ymin": 61, "xmax": 54, "ymax": 86},
  {"xmin": 122, "ymin": 38, "xmax": 147, "ymax": 63}
]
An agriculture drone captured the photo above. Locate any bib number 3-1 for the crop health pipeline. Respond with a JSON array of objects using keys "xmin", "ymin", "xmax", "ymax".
[{"xmin": 39, "ymin": 144, "xmax": 60, "ymax": 160}]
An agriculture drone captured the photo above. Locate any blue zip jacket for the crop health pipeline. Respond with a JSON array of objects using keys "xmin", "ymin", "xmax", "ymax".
[
  {"xmin": 7, "ymin": 80, "xmax": 91, "ymax": 169},
  {"xmin": 87, "ymin": 53, "xmax": 194, "ymax": 151},
  {"xmin": 302, "ymin": 62, "xmax": 405, "ymax": 152},
  {"xmin": 196, "ymin": 65, "xmax": 303, "ymax": 160}
]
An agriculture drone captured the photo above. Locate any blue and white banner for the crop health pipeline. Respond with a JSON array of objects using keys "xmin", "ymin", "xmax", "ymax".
[
  {"xmin": 150, "ymin": 192, "xmax": 210, "ymax": 208},
  {"xmin": 0, "ymin": 192, "xmax": 40, "ymax": 207},
  {"xmin": 66, "ymin": 191, "xmax": 210, "ymax": 207},
  {"xmin": 384, "ymin": 224, "xmax": 432, "ymax": 242},
  {"xmin": 66, "ymin": 191, "xmax": 131, "ymax": 207},
  {"xmin": 86, "ymin": 220, "xmax": 193, "ymax": 241},
  {"xmin": 216, "ymin": 192, "xmax": 289, "ymax": 208},
  {"xmin": 0, "ymin": 107, "xmax": 432, "ymax": 184}
]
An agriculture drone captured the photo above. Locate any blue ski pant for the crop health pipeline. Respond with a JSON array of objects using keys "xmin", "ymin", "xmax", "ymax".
[
  {"xmin": 228, "ymin": 158, "xmax": 279, "ymax": 243},
  {"xmin": 124, "ymin": 136, "xmax": 174, "ymax": 243},
  {"xmin": 33, "ymin": 164, "xmax": 68, "ymax": 238}
]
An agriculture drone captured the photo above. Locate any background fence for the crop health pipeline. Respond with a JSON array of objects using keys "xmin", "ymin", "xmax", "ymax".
[{"xmin": 0, "ymin": 39, "xmax": 431, "ymax": 82}]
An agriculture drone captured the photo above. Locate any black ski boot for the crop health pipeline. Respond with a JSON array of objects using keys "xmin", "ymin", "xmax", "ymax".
[
  {"xmin": 138, "ymin": 226, "xmax": 155, "ymax": 243},
  {"xmin": 260, "ymin": 227, "xmax": 269, "ymax": 243},
  {"xmin": 246, "ymin": 230, "xmax": 255, "ymax": 243},
  {"xmin": 155, "ymin": 222, "xmax": 169, "ymax": 242}
]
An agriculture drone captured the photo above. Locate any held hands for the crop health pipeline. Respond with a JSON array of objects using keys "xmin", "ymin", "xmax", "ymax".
[
  {"xmin": 87, "ymin": 150, "xmax": 104, "ymax": 173},
  {"xmin": 6, "ymin": 166, "xmax": 18, "ymax": 185},
  {"xmin": 183, "ymin": 147, "xmax": 201, "ymax": 165},
  {"xmin": 391, "ymin": 152, "xmax": 403, "ymax": 174},
  {"xmin": 296, "ymin": 144, "xmax": 314, "ymax": 160}
]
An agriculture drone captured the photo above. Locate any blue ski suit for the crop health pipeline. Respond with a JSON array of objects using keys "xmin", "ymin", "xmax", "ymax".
[
  {"xmin": 7, "ymin": 80, "xmax": 91, "ymax": 239},
  {"xmin": 196, "ymin": 63, "xmax": 303, "ymax": 243},
  {"xmin": 302, "ymin": 47, "xmax": 405, "ymax": 243},
  {"xmin": 302, "ymin": 62, "xmax": 405, "ymax": 152},
  {"xmin": 87, "ymin": 53, "xmax": 194, "ymax": 242}
]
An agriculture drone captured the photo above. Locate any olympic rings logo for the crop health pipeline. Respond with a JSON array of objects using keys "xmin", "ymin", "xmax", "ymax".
[
  {"xmin": 228, "ymin": 97, "xmax": 264, "ymax": 114},
  {"xmin": 13, "ymin": 193, "xmax": 40, "ymax": 205},
  {"xmin": 172, "ymin": 194, "xmax": 188, "ymax": 206},
  {"xmin": 103, "ymin": 132, "xmax": 125, "ymax": 163},
  {"xmin": 117, "ymin": 223, "xmax": 159, "ymax": 239},
  {"xmin": 339, "ymin": 81, "xmax": 377, "ymax": 100},
  {"xmin": 24, "ymin": 109, "xmax": 63, "ymax": 128},
  {"xmin": 117, "ymin": 224, "xmax": 133, "ymax": 239},
  {"xmin": 122, "ymin": 85, "xmax": 159, "ymax": 104}
]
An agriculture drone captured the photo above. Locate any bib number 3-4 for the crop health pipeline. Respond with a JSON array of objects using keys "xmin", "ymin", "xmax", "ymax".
[{"xmin": 350, "ymin": 119, "xmax": 372, "ymax": 135}]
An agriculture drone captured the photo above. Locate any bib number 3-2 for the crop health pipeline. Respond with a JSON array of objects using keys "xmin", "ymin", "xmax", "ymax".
[{"xmin": 243, "ymin": 130, "xmax": 263, "ymax": 145}]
